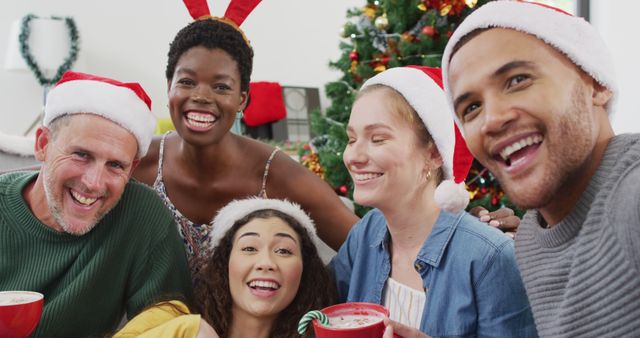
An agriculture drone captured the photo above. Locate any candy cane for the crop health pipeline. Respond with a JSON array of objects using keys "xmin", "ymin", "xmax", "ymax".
[{"xmin": 297, "ymin": 310, "xmax": 329, "ymax": 334}]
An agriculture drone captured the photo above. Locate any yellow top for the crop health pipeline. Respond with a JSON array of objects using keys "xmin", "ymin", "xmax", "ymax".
[{"xmin": 114, "ymin": 300, "xmax": 201, "ymax": 338}]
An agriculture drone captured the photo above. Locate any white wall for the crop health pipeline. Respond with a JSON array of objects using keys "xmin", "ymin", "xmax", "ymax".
[
  {"xmin": 590, "ymin": 0, "xmax": 640, "ymax": 134},
  {"xmin": 0, "ymin": 0, "xmax": 361, "ymax": 135},
  {"xmin": 1, "ymin": 1, "xmax": 638, "ymax": 136}
]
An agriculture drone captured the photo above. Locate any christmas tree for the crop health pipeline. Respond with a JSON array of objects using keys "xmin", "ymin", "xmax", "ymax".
[{"xmin": 302, "ymin": 0, "xmax": 522, "ymax": 217}]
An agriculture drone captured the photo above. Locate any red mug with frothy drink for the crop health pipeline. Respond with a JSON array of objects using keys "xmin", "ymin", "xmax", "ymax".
[
  {"xmin": 0, "ymin": 291, "xmax": 44, "ymax": 338},
  {"xmin": 312, "ymin": 302, "xmax": 389, "ymax": 338}
]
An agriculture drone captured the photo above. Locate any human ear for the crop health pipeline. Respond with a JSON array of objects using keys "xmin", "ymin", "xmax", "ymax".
[
  {"xmin": 34, "ymin": 127, "xmax": 51, "ymax": 162},
  {"xmin": 128, "ymin": 159, "xmax": 141, "ymax": 178},
  {"xmin": 239, "ymin": 91, "xmax": 249, "ymax": 111},
  {"xmin": 426, "ymin": 143, "xmax": 444, "ymax": 169},
  {"xmin": 592, "ymin": 81, "xmax": 613, "ymax": 108}
]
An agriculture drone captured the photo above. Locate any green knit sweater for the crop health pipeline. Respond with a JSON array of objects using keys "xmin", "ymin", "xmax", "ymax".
[{"xmin": 0, "ymin": 172, "xmax": 192, "ymax": 338}]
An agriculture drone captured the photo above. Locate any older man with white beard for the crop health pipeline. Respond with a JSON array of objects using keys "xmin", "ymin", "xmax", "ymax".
[{"xmin": 0, "ymin": 71, "xmax": 191, "ymax": 337}]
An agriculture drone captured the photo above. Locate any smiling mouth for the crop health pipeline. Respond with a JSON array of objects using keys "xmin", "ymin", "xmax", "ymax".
[
  {"xmin": 496, "ymin": 135, "xmax": 543, "ymax": 167},
  {"xmin": 248, "ymin": 280, "xmax": 280, "ymax": 291},
  {"xmin": 70, "ymin": 189, "xmax": 98, "ymax": 206},
  {"xmin": 185, "ymin": 111, "xmax": 217, "ymax": 129},
  {"xmin": 352, "ymin": 172, "xmax": 383, "ymax": 182}
]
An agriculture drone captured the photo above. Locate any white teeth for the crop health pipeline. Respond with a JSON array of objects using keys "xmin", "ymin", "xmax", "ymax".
[
  {"xmin": 353, "ymin": 173, "xmax": 383, "ymax": 181},
  {"xmin": 249, "ymin": 280, "xmax": 280, "ymax": 289},
  {"xmin": 499, "ymin": 135, "xmax": 543, "ymax": 161},
  {"xmin": 71, "ymin": 190, "xmax": 97, "ymax": 206},
  {"xmin": 186, "ymin": 112, "xmax": 216, "ymax": 123},
  {"xmin": 187, "ymin": 120, "xmax": 212, "ymax": 128}
]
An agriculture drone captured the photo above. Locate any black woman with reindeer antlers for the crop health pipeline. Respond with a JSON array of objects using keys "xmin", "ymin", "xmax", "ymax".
[{"xmin": 132, "ymin": 0, "xmax": 357, "ymax": 281}]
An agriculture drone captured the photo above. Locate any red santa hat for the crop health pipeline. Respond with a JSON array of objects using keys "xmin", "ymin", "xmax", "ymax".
[
  {"xmin": 442, "ymin": 0, "xmax": 617, "ymax": 128},
  {"xmin": 43, "ymin": 71, "xmax": 156, "ymax": 158},
  {"xmin": 209, "ymin": 197, "xmax": 320, "ymax": 250},
  {"xmin": 361, "ymin": 66, "xmax": 474, "ymax": 213}
]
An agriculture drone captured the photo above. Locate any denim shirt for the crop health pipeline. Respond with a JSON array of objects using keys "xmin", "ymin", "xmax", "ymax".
[{"xmin": 330, "ymin": 209, "xmax": 537, "ymax": 338}]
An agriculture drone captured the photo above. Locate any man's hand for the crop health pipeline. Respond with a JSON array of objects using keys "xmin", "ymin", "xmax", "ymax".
[
  {"xmin": 469, "ymin": 206, "xmax": 519, "ymax": 238},
  {"xmin": 382, "ymin": 318, "xmax": 431, "ymax": 338}
]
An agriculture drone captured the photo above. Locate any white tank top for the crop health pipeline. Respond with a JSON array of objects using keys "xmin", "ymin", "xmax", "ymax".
[{"xmin": 382, "ymin": 277, "xmax": 426, "ymax": 330}]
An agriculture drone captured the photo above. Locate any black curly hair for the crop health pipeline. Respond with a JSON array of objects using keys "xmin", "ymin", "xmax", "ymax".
[
  {"xmin": 193, "ymin": 209, "xmax": 336, "ymax": 338},
  {"xmin": 165, "ymin": 19, "xmax": 253, "ymax": 92}
]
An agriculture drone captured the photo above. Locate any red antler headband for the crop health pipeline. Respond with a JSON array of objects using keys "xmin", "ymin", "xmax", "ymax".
[{"xmin": 182, "ymin": 0, "xmax": 262, "ymax": 46}]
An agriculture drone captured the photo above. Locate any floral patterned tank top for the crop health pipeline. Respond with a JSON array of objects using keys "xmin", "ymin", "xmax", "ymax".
[{"xmin": 153, "ymin": 132, "xmax": 279, "ymax": 278}]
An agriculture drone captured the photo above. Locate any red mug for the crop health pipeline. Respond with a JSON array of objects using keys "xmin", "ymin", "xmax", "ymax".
[
  {"xmin": 312, "ymin": 302, "xmax": 389, "ymax": 338},
  {"xmin": 0, "ymin": 291, "xmax": 44, "ymax": 338}
]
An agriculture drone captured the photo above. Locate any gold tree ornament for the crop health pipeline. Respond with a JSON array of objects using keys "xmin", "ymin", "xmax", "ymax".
[
  {"xmin": 440, "ymin": 4, "xmax": 452, "ymax": 16},
  {"xmin": 350, "ymin": 60, "xmax": 358, "ymax": 73},
  {"xmin": 363, "ymin": 4, "xmax": 377, "ymax": 20},
  {"xmin": 373, "ymin": 64, "xmax": 387, "ymax": 73},
  {"xmin": 465, "ymin": 0, "xmax": 478, "ymax": 8},
  {"xmin": 301, "ymin": 152, "xmax": 325, "ymax": 180},
  {"xmin": 374, "ymin": 13, "xmax": 389, "ymax": 30}
]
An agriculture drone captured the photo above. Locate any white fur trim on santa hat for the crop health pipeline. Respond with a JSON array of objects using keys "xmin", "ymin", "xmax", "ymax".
[
  {"xmin": 362, "ymin": 67, "xmax": 469, "ymax": 212},
  {"xmin": 209, "ymin": 197, "xmax": 320, "ymax": 250},
  {"xmin": 442, "ymin": 0, "xmax": 618, "ymax": 128},
  {"xmin": 44, "ymin": 80, "xmax": 156, "ymax": 158}
]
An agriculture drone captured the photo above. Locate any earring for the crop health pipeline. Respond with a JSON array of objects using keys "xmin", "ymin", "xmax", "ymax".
[
  {"xmin": 230, "ymin": 111, "xmax": 244, "ymax": 135},
  {"xmin": 426, "ymin": 170, "xmax": 432, "ymax": 181}
]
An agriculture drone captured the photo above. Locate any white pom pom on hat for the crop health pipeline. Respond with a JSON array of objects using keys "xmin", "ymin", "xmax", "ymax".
[
  {"xmin": 208, "ymin": 197, "xmax": 320, "ymax": 251},
  {"xmin": 44, "ymin": 71, "xmax": 156, "ymax": 158},
  {"xmin": 361, "ymin": 66, "xmax": 474, "ymax": 213},
  {"xmin": 442, "ymin": 0, "xmax": 618, "ymax": 129}
]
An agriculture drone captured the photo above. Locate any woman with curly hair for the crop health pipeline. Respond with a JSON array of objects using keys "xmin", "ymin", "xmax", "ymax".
[{"xmin": 115, "ymin": 198, "xmax": 336, "ymax": 338}]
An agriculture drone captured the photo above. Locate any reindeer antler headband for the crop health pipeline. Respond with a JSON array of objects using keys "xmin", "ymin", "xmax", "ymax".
[{"xmin": 182, "ymin": 0, "xmax": 262, "ymax": 46}]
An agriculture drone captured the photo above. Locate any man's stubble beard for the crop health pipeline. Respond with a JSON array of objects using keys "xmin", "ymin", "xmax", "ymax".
[{"xmin": 42, "ymin": 167, "xmax": 116, "ymax": 236}]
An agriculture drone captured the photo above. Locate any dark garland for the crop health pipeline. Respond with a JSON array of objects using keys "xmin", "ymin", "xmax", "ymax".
[{"xmin": 18, "ymin": 14, "xmax": 79, "ymax": 86}]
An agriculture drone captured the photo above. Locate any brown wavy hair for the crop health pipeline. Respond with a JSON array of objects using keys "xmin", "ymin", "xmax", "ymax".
[{"xmin": 193, "ymin": 209, "xmax": 336, "ymax": 338}]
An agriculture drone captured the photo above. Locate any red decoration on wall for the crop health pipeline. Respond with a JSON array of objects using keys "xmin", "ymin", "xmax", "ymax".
[{"xmin": 243, "ymin": 82, "xmax": 287, "ymax": 127}]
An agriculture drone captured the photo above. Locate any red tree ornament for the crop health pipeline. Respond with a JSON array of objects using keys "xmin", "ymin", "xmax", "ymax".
[
  {"xmin": 421, "ymin": 25, "xmax": 436, "ymax": 37},
  {"xmin": 349, "ymin": 50, "xmax": 360, "ymax": 62}
]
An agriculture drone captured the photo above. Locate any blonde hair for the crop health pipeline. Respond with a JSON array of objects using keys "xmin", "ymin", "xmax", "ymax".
[{"xmin": 355, "ymin": 84, "xmax": 444, "ymax": 183}]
